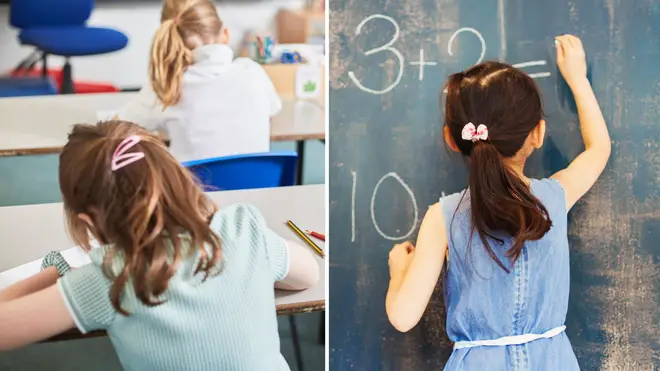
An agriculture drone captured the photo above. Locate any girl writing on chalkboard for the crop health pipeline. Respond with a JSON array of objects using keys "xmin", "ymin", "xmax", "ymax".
[
  {"xmin": 115, "ymin": 0, "xmax": 281, "ymax": 162},
  {"xmin": 386, "ymin": 35, "xmax": 610, "ymax": 370},
  {"xmin": 0, "ymin": 121, "xmax": 319, "ymax": 370}
]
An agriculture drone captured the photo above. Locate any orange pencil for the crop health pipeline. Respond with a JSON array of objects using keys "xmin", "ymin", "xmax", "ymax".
[{"xmin": 304, "ymin": 229, "xmax": 325, "ymax": 241}]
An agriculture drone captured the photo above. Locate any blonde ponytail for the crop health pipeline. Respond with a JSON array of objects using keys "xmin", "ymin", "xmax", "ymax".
[
  {"xmin": 149, "ymin": 0, "xmax": 223, "ymax": 108},
  {"xmin": 148, "ymin": 19, "xmax": 193, "ymax": 108}
]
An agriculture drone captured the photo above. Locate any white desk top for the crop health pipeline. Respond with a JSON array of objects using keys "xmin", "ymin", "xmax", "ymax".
[
  {"xmin": 0, "ymin": 92, "xmax": 325, "ymax": 156},
  {"xmin": 0, "ymin": 185, "xmax": 325, "ymax": 310}
]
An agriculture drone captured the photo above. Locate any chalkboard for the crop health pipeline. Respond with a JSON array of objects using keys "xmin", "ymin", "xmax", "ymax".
[{"xmin": 329, "ymin": 0, "xmax": 660, "ymax": 369}]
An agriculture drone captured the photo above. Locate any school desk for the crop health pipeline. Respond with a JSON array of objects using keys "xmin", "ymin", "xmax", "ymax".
[
  {"xmin": 0, "ymin": 92, "xmax": 324, "ymax": 183},
  {"xmin": 0, "ymin": 184, "xmax": 325, "ymax": 342}
]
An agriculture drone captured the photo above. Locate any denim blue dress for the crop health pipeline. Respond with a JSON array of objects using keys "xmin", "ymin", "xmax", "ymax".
[{"xmin": 440, "ymin": 178, "xmax": 580, "ymax": 370}]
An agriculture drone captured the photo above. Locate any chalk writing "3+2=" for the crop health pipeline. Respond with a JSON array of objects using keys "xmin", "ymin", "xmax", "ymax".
[{"xmin": 348, "ymin": 14, "xmax": 552, "ymax": 95}]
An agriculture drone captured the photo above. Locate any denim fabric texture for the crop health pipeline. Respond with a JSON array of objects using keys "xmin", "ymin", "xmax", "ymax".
[{"xmin": 440, "ymin": 178, "xmax": 580, "ymax": 371}]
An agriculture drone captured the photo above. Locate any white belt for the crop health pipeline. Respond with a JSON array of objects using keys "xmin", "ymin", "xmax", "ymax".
[{"xmin": 453, "ymin": 325, "xmax": 566, "ymax": 350}]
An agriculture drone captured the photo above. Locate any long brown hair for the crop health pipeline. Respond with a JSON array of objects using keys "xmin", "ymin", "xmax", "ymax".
[
  {"xmin": 443, "ymin": 61, "xmax": 552, "ymax": 272},
  {"xmin": 59, "ymin": 121, "xmax": 221, "ymax": 315},
  {"xmin": 149, "ymin": 0, "xmax": 223, "ymax": 108}
]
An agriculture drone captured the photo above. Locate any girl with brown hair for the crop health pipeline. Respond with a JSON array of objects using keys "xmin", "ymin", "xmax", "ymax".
[
  {"xmin": 385, "ymin": 35, "xmax": 611, "ymax": 370},
  {"xmin": 0, "ymin": 121, "xmax": 318, "ymax": 370},
  {"xmin": 116, "ymin": 0, "xmax": 281, "ymax": 162}
]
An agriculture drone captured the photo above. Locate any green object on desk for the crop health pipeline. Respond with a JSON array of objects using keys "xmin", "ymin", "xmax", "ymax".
[{"xmin": 303, "ymin": 81, "xmax": 317, "ymax": 93}]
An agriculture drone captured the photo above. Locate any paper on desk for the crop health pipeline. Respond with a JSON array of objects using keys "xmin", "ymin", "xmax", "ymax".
[{"xmin": 0, "ymin": 246, "xmax": 92, "ymax": 291}]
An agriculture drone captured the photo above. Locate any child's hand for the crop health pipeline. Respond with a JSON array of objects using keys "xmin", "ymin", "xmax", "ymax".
[
  {"xmin": 555, "ymin": 34, "xmax": 588, "ymax": 88},
  {"xmin": 388, "ymin": 241, "xmax": 415, "ymax": 278}
]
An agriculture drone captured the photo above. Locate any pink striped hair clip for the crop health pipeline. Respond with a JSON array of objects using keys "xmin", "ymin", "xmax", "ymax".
[{"xmin": 111, "ymin": 135, "xmax": 145, "ymax": 171}]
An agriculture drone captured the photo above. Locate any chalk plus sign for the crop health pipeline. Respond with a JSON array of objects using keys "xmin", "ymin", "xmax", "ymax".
[{"xmin": 409, "ymin": 49, "xmax": 437, "ymax": 81}]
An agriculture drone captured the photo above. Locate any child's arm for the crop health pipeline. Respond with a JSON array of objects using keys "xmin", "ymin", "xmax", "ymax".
[
  {"xmin": 0, "ymin": 251, "xmax": 71, "ymax": 302},
  {"xmin": 386, "ymin": 204, "xmax": 448, "ymax": 332},
  {"xmin": 274, "ymin": 240, "xmax": 320, "ymax": 290},
  {"xmin": 267, "ymin": 85, "xmax": 282, "ymax": 118},
  {"xmin": 261, "ymin": 69, "xmax": 281, "ymax": 117},
  {"xmin": 0, "ymin": 284, "xmax": 75, "ymax": 351},
  {"xmin": 242, "ymin": 204, "xmax": 319, "ymax": 290},
  {"xmin": 551, "ymin": 34, "xmax": 611, "ymax": 211},
  {"xmin": 254, "ymin": 62, "xmax": 282, "ymax": 117},
  {"xmin": 0, "ymin": 267, "xmax": 59, "ymax": 303}
]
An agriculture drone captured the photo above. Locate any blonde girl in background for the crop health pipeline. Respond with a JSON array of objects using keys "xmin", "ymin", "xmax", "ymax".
[
  {"xmin": 117, "ymin": 0, "xmax": 281, "ymax": 162},
  {"xmin": 0, "ymin": 121, "xmax": 318, "ymax": 371}
]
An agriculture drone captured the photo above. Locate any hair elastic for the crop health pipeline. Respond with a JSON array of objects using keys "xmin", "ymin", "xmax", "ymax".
[
  {"xmin": 461, "ymin": 122, "xmax": 489, "ymax": 142},
  {"xmin": 173, "ymin": 13, "xmax": 183, "ymax": 26},
  {"xmin": 111, "ymin": 135, "xmax": 145, "ymax": 171}
]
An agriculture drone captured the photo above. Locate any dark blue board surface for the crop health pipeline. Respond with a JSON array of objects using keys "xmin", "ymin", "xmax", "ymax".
[{"xmin": 329, "ymin": 0, "xmax": 660, "ymax": 369}]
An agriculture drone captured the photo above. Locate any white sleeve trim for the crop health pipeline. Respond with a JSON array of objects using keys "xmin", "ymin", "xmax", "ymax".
[
  {"xmin": 57, "ymin": 278, "xmax": 88, "ymax": 334},
  {"xmin": 282, "ymin": 240, "xmax": 291, "ymax": 278}
]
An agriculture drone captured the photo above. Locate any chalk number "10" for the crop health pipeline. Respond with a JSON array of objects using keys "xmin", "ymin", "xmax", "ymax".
[{"xmin": 351, "ymin": 171, "xmax": 420, "ymax": 242}]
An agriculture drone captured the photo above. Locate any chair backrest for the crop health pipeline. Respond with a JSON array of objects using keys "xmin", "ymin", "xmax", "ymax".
[
  {"xmin": 183, "ymin": 152, "xmax": 299, "ymax": 191},
  {"xmin": 10, "ymin": 0, "xmax": 94, "ymax": 29}
]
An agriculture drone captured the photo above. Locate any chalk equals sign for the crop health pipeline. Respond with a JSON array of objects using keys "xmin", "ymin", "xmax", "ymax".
[
  {"xmin": 442, "ymin": 60, "xmax": 551, "ymax": 93},
  {"xmin": 512, "ymin": 60, "xmax": 551, "ymax": 79}
]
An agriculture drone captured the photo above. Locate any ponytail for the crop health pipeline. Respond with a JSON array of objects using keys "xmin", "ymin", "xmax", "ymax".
[
  {"xmin": 467, "ymin": 142, "xmax": 551, "ymax": 272},
  {"xmin": 149, "ymin": 19, "xmax": 192, "ymax": 108},
  {"xmin": 444, "ymin": 62, "xmax": 552, "ymax": 272}
]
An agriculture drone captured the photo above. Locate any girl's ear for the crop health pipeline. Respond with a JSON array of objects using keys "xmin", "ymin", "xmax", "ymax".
[
  {"xmin": 531, "ymin": 119, "xmax": 546, "ymax": 149},
  {"xmin": 78, "ymin": 212, "xmax": 105, "ymax": 244},
  {"xmin": 444, "ymin": 126, "xmax": 460, "ymax": 152},
  {"xmin": 78, "ymin": 213, "xmax": 94, "ymax": 228},
  {"xmin": 217, "ymin": 27, "xmax": 230, "ymax": 44}
]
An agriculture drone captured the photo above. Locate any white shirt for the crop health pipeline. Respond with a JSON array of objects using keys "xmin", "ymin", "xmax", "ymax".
[{"xmin": 117, "ymin": 44, "xmax": 282, "ymax": 162}]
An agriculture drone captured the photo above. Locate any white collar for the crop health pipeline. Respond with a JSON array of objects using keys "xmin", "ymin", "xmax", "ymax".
[{"xmin": 192, "ymin": 44, "xmax": 234, "ymax": 65}]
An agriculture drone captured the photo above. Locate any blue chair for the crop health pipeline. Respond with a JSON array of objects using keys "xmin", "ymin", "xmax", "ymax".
[
  {"xmin": 10, "ymin": 0, "xmax": 128, "ymax": 94},
  {"xmin": 182, "ymin": 152, "xmax": 299, "ymax": 191}
]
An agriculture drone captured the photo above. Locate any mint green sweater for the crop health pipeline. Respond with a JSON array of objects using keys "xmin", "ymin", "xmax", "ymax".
[{"xmin": 57, "ymin": 204, "xmax": 291, "ymax": 371}]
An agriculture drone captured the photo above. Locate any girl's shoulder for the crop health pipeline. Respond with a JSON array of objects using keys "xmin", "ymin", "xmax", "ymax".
[
  {"xmin": 210, "ymin": 202, "xmax": 263, "ymax": 224},
  {"xmin": 439, "ymin": 189, "xmax": 468, "ymax": 216},
  {"xmin": 531, "ymin": 177, "xmax": 566, "ymax": 192},
  {"xmin": 209, "ymin": 203, "xmax": 270, "ymax": 240},
  {"xmin": 530, "ymin": 178, "xmax": 567, "ymax": 215},
  {"xmin": 231, "ymin": 57, "xmax": 265, "ymax": 73},
  {"xmin": 86, "ymin": 243, "xmax": 124, "ymax": 277},
  {"xmin": 229, "ymin": 58, "xmax": 273, "ymax": 83}
]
